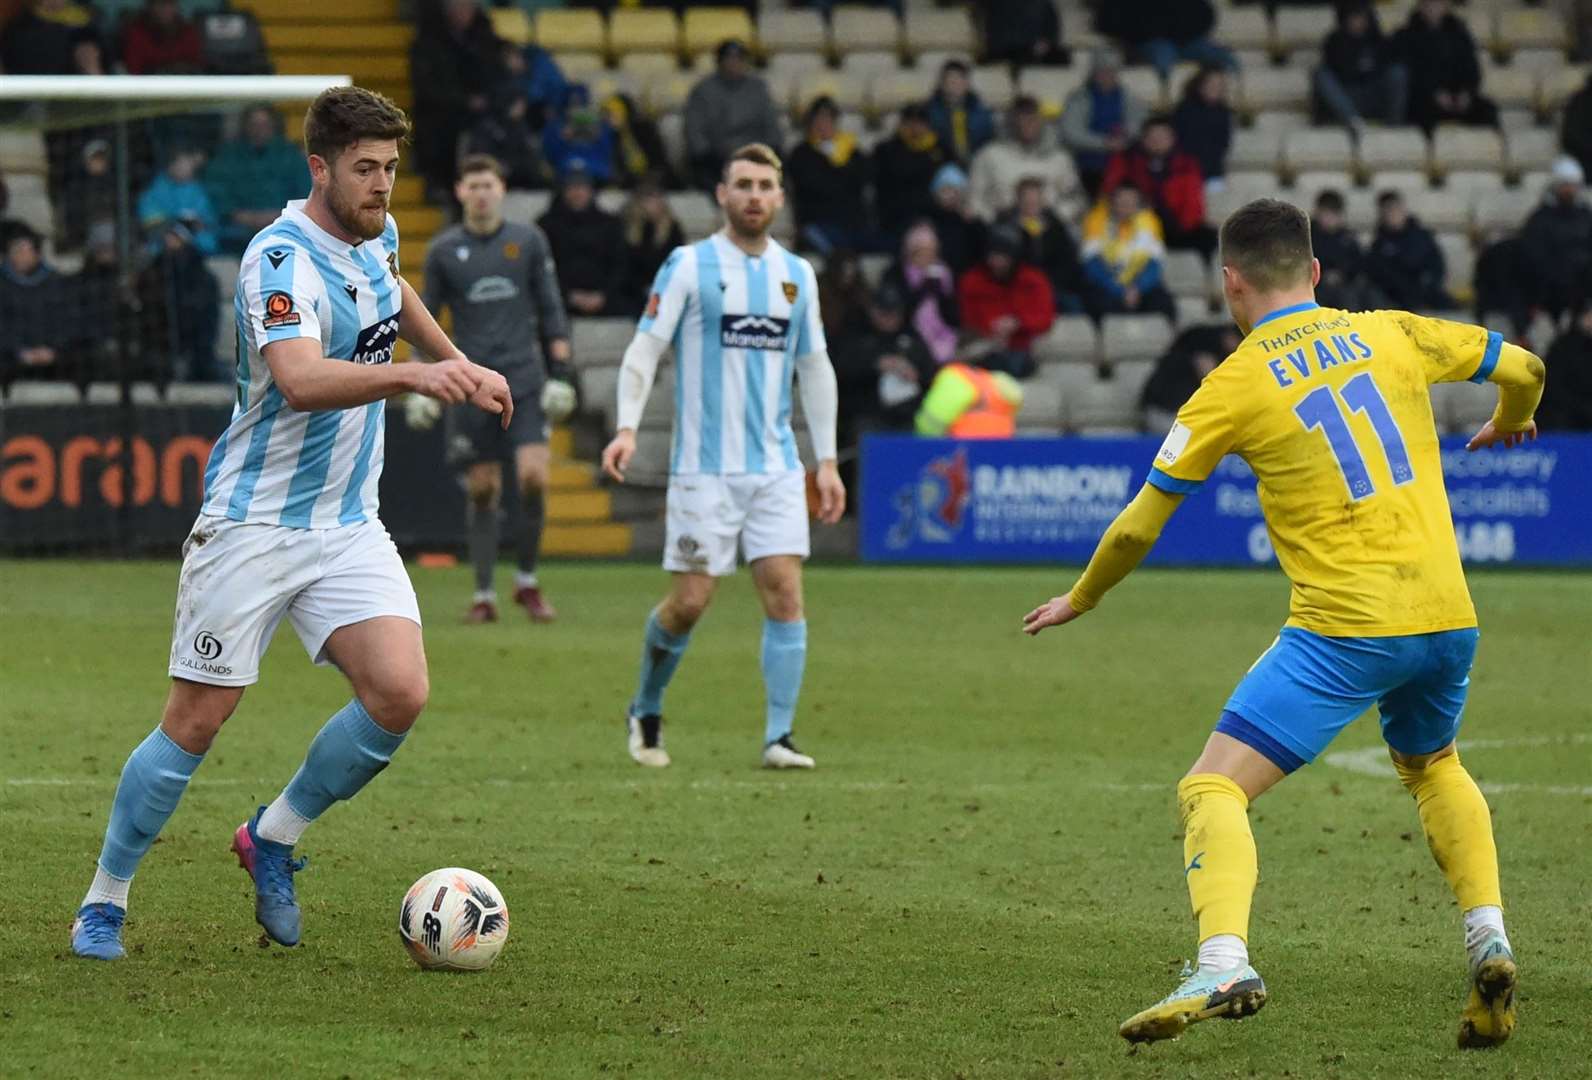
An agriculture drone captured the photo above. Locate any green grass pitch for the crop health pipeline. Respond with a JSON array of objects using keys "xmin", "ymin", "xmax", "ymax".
[{"xmin": 2, "ymin": 560, "xmax": 1589, "ymax": 1078}]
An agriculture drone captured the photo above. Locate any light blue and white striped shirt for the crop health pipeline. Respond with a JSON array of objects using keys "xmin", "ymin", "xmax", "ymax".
[
  {"xmin": 202, "ymin": 200, "xmax": 402, "ymax": 528},
  {"xmin": 638, "ymin": 234, "xmax": 825, "ymax": 476}
]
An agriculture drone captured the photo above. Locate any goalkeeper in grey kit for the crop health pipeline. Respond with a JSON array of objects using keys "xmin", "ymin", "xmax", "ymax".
[{"xmin": 410, "ymin": 154, "xmax": 576, "ymax": 622}]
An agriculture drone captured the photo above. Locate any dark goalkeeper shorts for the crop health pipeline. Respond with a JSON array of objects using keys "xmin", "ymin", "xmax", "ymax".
[{"xmin": 445, "ymin": 384, "xmax": 549, "ymax": 468}]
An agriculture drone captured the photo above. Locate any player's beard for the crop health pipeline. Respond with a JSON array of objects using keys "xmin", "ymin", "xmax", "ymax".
[
  {"xmin": 724, "ymin": 202, "xmax": 772, "ymax": 244},
  {"xmin": 327, "ymin": 180, "xmax": 388, "ymax": 242}
]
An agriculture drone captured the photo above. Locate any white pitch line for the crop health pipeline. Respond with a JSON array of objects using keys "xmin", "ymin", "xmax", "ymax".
[{"xmin": 1322, "ymin": 733, "xmax": 1592, "ymax": 796}]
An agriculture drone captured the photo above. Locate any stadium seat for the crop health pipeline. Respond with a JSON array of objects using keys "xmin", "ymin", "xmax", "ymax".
[
  {"xmin": 655, "ymin": 111, "xmax": 687, "ymax": 178},
  {"xmin": 1368, "ymin": 168, "xmax": 1433, "ymax": 197},
  {"xmin": 1033, "ymin": 315, "xmax": 1101, "ymax": 366},
  {"xmin": 1445, "ymin": 375, "xmax": 1498, "ymax": 429},
  {"xmin": 1485, "ymin": 65, "xmax": 1540, "ymax": 112},
  {"xmin": 840, "ymin": 50, "xmax": 902, "ymax": 79},
  {"xmin": 830, "ymin": 6, "xmax": 901, "ymax": 58},
  {"xmin": 5, "ymin": 381, "xmax": 79, "ymax": 405},
  {"xmin": 870, "ymin": 69, "xmax": 928, "ymax": 116},
  {"xmin": 488, "ymin": 6, "xmax": 533, "ymax": 46},
  {"xmin": 571, "ymin": 318, "xmax": 635, "ymax": 366},
  {"xmin": 1162, "ymin": 250, "xmax": 1210, "ymax": 299},
  {"xmin": 1432, "ymin": 127, "xmax": 1505, "ymax": 175},
  {"xmin": 1016, "ymin": 66, "xmax": 1085, "ymax": 114},
  {"xmin": 0, "ymin": 130, "xmax": 46, "ymax": 174},
  {"xmin": 619, "ymin": 52, "xmax": 680, "ymax": 81},
  {"xmin": 1214, "ymin": 5, "xmax": 1273, "ymax": 52},
  {"xmin": 502, "ymin": 190, "xmax": 552, "ymax": 226},
  {"xmin": 1442, "ymin": 169, "xmax": 1506, "ymax": 196},
  {"xmin": 1057, "ymin": 362, "xmax": 1146, "ymax": 433},
  {"xmin": 1273, "ymin": 6, "xmax": 1335, "ymax": 55},
  {"xmin": 1355, "ymin": 127, "xmax": 1430, "ymax": 175},
  {"xmin": 1539, "ymin": 64, "xmax": 1591, "ymax": 112},
  {"xmin": 1460, "ymin": 7, "xmax": 1497, "ymax": 53},
  {"xmin": 1505, "ymin": 127, "xmax": 1560, "ymax": 176},
  {"xmin": 915, "ymin": 51, "xmax": 975, "ymax": 79},
  {"xmin": 902, "ymin": 9, "xmax": 974, "ymax": 59},
  {"xmin": 1291, "ymin": 170, "xmax": 1360, "ymax": 215},
  {"xmin": 578, "ymin": 363, "xmax": 620, "ymax": 426},
  {"xmin": 1232, "ymin": 48, "xmax": 1273, "ymax": 74},
  {"xmin": 1406, "ymin": 187, "xmax": 1473, "ymax": 232},
  {"xmin": 766, "ymin": 50, "xmax": 828, "ymax": 80},
  {"xmin": 667, "ymin": 192, "xmax": 722, "ymax": 238},
  {"xmin": 609, "ymin": 8, "xmax": 679, "ymax": 59},
  {"xmin": 1471, "ymin": 187, "xmax": 1538, "ymax": 234},
  {"xmin": 1014, "ymin": 374, "xmax": 1064, "ymax": 431},
  {"xmin": 762, "ymin": 66, "xmax": 803, "ymax": 115},
  {"xmin": 793, "ymin": 68, "xmax": 867, "ymax": 114},
  {"xmin": 1175, "ymin": 295, "xmax": 1217, "ymax": 326},
  {"xmin": 1496, "ymin": 7, "xmax": 1569, "ymax": 53},
  {"xmin": 1238, "ymin": 67, "xmax": 1312, "ymax": 115},
  {"xmin": 756, "ymin": 9, "xmax": 827, "ymax": 56},
  {"xmin": 535, "ymin": 9, "xmax": 605, "ymax": 55},
  {"xmin": 1119, "ymin": 67, "xmax": 1166, "ymax": 111},
  {"xmin": 1101, "ymin": 314, "xmax": 1174, "ymax": 364},
  {"xmin": 584, "ymin": 70, "xmax": 640, "ymax": 105},
  {"xmin": 644, "ymin": 71, "xmax": 697, "ymax": 117},
  {"xmin": 1436, "ymin": 232, "xmax": 1475, "ymax": 294},
  {"xmin": 1426, "ymin": 380, "xmax": 1468, "ymax": 433},
  {"xmin": 682, "ymin": 7, "xmax": 755, "ymax": 60},
  {"xmin": 554, "ymin": 51, "xmax": 607, "ymax": 82},
  {"xmin": 1226, "ymin": 127, "xmax": 1282, "ymax": 172},
  {"xmin": 1282, "ymin": 127, "xmax": 1355, "ymax": 175},
  {"xmin": 972, "ymin": 64, "xmax": 1016, "ymax": 111}
]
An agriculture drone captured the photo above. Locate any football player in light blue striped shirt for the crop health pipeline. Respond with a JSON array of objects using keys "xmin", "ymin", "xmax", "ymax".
[
  {"xmin": 71, "ymin": 87, "xmax": 511, "ymax": 961},
  {"xmin": 603, "ymin": 143, "xmax": 844, "ymax": 771}
]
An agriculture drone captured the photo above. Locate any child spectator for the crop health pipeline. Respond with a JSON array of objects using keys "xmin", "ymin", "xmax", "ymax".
[
  {"xmin": 1080, "ymin": 185, "xmax": 1177, "ymax": 320},
  {"xmin": 926, "ymin": 164, "xmax": 985, "ymax": 276},
  {"xmin": 1102, "ymin": 116, "xmax": 1213, "ymax": 258}
]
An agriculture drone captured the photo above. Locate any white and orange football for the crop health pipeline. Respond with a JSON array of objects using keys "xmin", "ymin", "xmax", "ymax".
[{"xmin": 398, "ymin": 867, "xmax": 509, "ymax": 971}]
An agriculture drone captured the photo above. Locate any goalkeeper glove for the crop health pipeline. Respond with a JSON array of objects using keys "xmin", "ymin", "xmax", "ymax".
[{"xmin": 403, "ymin": 392, "xmax": 442, "ymax": 430}]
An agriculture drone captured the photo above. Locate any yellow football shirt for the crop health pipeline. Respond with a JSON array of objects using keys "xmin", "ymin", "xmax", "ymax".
[{"xmin": 1149, "ymin": 302, "xmax": 1503, "ymax": 636}]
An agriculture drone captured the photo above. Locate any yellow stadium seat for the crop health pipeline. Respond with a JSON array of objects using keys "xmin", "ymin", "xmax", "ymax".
[
  {"xmin": 683, "ymin": 7, "xmax": 755, "ymax": 59},
  {"xmin": 869, "ymin": 69, "xmax": 928, "ymax": 116},
  {"xmin": 1497, "ymin": 7, "xmax": 1570, "ymax": 53},
  {"xmin": 618, "ymin": 52, "xmax": 679, "ymax": 81},
  {"xmin": 793, "ymin": 68, "xmax": 866, "ymax": 115},
  {"xmin": 1540, "ymin": 64, "xmax": 1592, "ymax": 111},
  {"xmin": 830, "ymin": 5, "xmax": 900, "ymax": 58},
  {"xmin": 644, "ymin": 70, "xmax": 698, "ymax": 117},
  {"xmin": 535, "ymin": 10, "xmax": 605, "ymax": 55},
  {"xmin": 555, "ymin": 52, "xmax": 607, "ymax": 82},
  {"xmin": 488, "ymin": 7, "xmax": 533, "ymax": 47},
  {"xmin": 757, "ymin": 9, "xmax": 827, "ymax": 56},
  {"xmin": 609, "ymin": 9, "xmax": 679, "ymax": 59}
]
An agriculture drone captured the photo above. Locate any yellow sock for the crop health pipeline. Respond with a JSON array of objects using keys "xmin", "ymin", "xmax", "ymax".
[
  {"xmin": 1393, "ymin": 752, "xmax": 1502, "ymax": 911},
  {"xmin": 1178, "ymin": 773, "xmax": 1258, "ymax": 943}
]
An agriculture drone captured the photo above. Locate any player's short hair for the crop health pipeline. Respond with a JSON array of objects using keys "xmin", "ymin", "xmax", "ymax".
[
  {"xmin": 1219, "ymin": 198, "xmax": 1314, "ymax": 292},
  {"xmin": 458, "ymin": 153, "xmax": 506, "ymax": 182},
  {"xmin": 303, "ymin": 86, "xmax": 410, "ymax": 166},
  {"xmin": 723, "ymin": 143, "xmax": 783, "ymax": 184}
]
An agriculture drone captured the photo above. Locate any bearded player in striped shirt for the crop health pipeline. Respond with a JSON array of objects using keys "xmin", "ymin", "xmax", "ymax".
[
  {"xmin": 70, "ymin": 87, "xmax": 511, "ymax": 960},
  {"xmin": 602, "ymin": 143, "xmax": 845, "ymax": 771}
]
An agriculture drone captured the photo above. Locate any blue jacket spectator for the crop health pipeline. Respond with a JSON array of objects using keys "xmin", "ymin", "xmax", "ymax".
[
  {"xmin": 926, "ymin": 61, "xmax": 996, "ymax": 166},
  {"xmin": 541, "ymin": 95, "xmax": 616, "ymax": 187},
  {"xmin": 1080, "ymin": 185, "xmax": 1177, "ymax": 321},
  {"xmin": 138, "ymin": 148, "xmax": 219, "ymax": 256},
  {"xmin": 1059, "ymin": 48, "xmax": 1150, "ymax": 196},
  {"xmin": 204, "ymin": 106, "xmax": 310, "ymax": 254},
  {"xmin": 518, "ymin": 43, "xmax": 570, "ymax": 129}
]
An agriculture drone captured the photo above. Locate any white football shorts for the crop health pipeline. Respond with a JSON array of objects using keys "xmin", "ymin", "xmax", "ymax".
[
  {"xmin": 168, "ymin": 514, "xmax": 421, "ymax": 687},
  {"xmin": 663, "ymin": 469, "xmax": 810, "ymax": 577}
]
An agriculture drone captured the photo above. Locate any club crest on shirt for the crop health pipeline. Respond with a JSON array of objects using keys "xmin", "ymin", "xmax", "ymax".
[
  {"xmin": 720, "ymin": 314, "xmax": 790, "ymax": 350},
  {"xmin": 782, "ymin": 281, "xmax": 798, "ymax": 303},
  {"xmin": 262, "ymin": 291, "xmax": 300, "ymax": 329},
  {"xmin": 387, "ymin": 251, "xmax": 399, "ymax": 277},
  {"xmin": 503, "ymin": 242, "xmax": 520, "ymax": 260},
  {"xmin": 645, "ymin": 293, "xmax": 661, "ymax": 319}
]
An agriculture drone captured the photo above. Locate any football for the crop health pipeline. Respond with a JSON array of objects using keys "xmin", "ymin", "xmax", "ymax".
[{"xmin": 398, "ymin": 867, "xmax": 510, "ymax": 972}]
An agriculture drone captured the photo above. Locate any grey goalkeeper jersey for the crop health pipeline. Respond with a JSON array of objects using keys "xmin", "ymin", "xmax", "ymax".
[{"xmin": 422, "ymin": 221, "xmax": 570, "ymax": 397}]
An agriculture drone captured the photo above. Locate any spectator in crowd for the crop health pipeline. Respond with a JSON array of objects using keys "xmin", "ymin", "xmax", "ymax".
[
  {"xmin": 1173, "ymin": 66, "xmax": 1234, "ymax": 188},
  {"xmin": 604, "ymin": 92, "xmax": 674, "ymax": 190},
  {"xmin": 926, "ymin": 164, "xmax": 985, "ymax": 276},
  {"xmin": 459, "ymin": 40, "xmax": 546, "ymax": 190},
  {"xmin": 982, "ymin": 0, "xmax": 1066, "ymax": 67},
  {"xmin": 834, "ymin": 280, "xmax": 938, "ymax": 437},
  {"xmin": 59, "ymin": 138, "xmax": 119, "ymax": 253},
  {"xmin": 1311, "ymin": 189, "xmax": 1372, "ymax": 310},
  {"xmin": 1517, "ymin": 157, "xmax": 1592, "ymax": 323},
  {"xmin": 1080, "ymin": 184, "xmax": 1177, "ymax": 321},
  {"xmin": 0, "ymin": 0, "xmax": 101, "ymax": 75},
  {"xmin": 1102, "ymin": 115, "xmax": 1214, "ymax": 259},
  {"xmin": 883, "ymin": 221, "xmax": 960, "ymax": 368},
  {"xmin": 122, "ymin": 0, "xmax": 202, "ymax": 74},
  {"xmin": 516, "ymin": 42, "xmax": 570, "ymax": 132},
  {"xmin": 1366, "ymin": 189, "xmax": 1451, "ymax": 311},
  {"xmin": 956, "ymin": 224, "xmax": 1055, "ymax": 378},
  {"xmin": 1140, "ymin": 322, "xmax": 1238, "ymax": 431},
  {"xmin": 787, "ymin": 96, "xmax": 873, "ymax": 256},
  {"xmin": 817, "ymin": 249, "xmax": 868, "ymax": 342},
  {"xmin": 1392, "ymin": 0, "xmax": 1498, "ymax": 133},
  {"xmin": 1564, "ymin": 72, "xmax": 1592, "ymax": 178},
  {"xmin": 537, "ymin": 163, "xmax": 630, "ymax": 317},
  {"xmin": 914, "ymin": 361, "xmax": 1024, "ymax": 437},
  {"xmin": 1315, "ymin": 1, "xmax": 1408, "ymax": 135},
  {"xmin": 67, "ymin": 218, "xmax": 170, "ymax": 387},
  {"xmin": 621, "ymin": 176, "xmax": 685, "ymax": 307},
  {"xmin": 410, "ymin": 0, "xmax": 505, "ymax": 203},
  {"xmin": 1096, "ymin": 0, "xmax": 1236, "ymax": 79},
  {"xmin": 203, "ymin": 105, "xmax": 310, "ymax": 254},
  {"xmin": 1538, "ymin": 301, "xmax": 1592, "ymax": 430},
  {"xmin": 926, "ymin": 60, "xmax": 996, "ymax": 166},
  {"xmin": 0, "ymin": 174, "xmax": 8, "ymax": 218},
  {"xmin": 970, "ymin": 95, "xmax": 1083, "ymax": 222},
  {"xmin": 145, "ymin": 213, "xmax": 221, "ymax": 381},
  {"xmin": 0, "ymin": 223, "xmax": 72, "ymax": 387},
  {"xmin": 873, "ymin": 103, "xmax": 951, "ymax": 240},
  {"xmin": 541, "ymin": 95, "xmax": 616, "ymax": 188},
  {"xmin": 1472, "ymin": 225, "xmax": 1530, "ymax": 340},
  {"xmin": 997, "ymin": 177, "xmax": 1085, "ymax": 313},
  {"xmin": 137, "ymin": 146, "xmax": 219, "ymax": 257},
  {"xmin": 1061, "ymin": 48, "xmax": 1150, "ymax": 198},
  {"xmin": 683, "ymin": 39, "xmax": 782, "ymax": 192}
]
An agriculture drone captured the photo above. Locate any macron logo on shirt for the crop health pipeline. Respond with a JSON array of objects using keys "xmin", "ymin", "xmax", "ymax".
[{"xmin": 720, "ymin": 314, "xmax": 790, "ymax": 351}]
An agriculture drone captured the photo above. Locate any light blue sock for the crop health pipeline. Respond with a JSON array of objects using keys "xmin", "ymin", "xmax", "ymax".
[
  {"xmin": 632, "ymin": 609, "xmax": 692, "ymax": 716},
  {"xmin": 97, "ymin": 727, "xmax": 205, "ymax": 880},
  {"xmin": 280, "ymin": 699, "xmax": 407, "ymax": 821},
  {"xmin": 761, "ymin": 618, "xmax": 807, "ymax": 745}
]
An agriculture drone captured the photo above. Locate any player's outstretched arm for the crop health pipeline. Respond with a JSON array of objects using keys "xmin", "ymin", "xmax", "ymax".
[
  {"xmin": 393, "ymin": 275, "xmax": 513, "ymax": 427},
  {"xmin": 264, "ymin": 337, "xmax": 479, "ymax": 412},
  {"xmin": 796, "ymin": 349, "xmax": 845, "ymax": 524},
  {"xmin": 1023, "ymin": 483, "xmax": 1183, "ymax": 636},
  {"xmin": 1467, "ymin": 342, "xmax": 1546, "ymax": 451},
  {"xmin": 602, "ymin": 332, "xmax": 667, "ymax": 482}
]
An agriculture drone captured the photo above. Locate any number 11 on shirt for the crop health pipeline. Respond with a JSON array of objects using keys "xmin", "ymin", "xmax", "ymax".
[{"xmin": 1294, "ymin": 371, "xmax": 1415, "ymax": 501}]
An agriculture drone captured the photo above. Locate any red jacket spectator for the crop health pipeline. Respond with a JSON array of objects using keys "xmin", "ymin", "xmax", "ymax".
[
  {"xmin": 1102, "ymin": 144, "xmax": 1205, "ymax": 233},
  {"xmin": 123, "ymin": 0, "xmax": 203, "ymax": 75},
  {"xmin": 958, "ymin": 260, "xmax": 1055, "ymax": 352}
]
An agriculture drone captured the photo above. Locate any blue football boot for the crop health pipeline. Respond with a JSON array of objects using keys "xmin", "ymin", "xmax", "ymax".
[
  {"xmin": 232, "ymin": 806, "xmax": 305, "ymax": 946},
  {"xmin": 70, "ymin": 902, "xmax": 126, "ymax": 960}
]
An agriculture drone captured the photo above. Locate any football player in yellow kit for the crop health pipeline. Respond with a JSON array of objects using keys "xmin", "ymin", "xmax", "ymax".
[{"xmin": 1023, "ymin": 199, "xmax": 1545, "ymax": 1048}]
